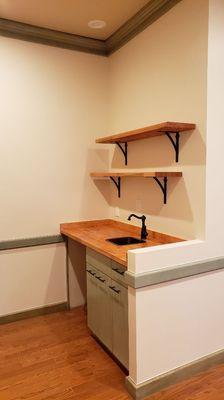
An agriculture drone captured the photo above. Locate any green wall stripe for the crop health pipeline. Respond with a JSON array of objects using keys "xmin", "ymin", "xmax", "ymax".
[
  {"xmin": 125, "ymin": 257, "xmax": 224, "ymax": 288},
  {"xmin": 0, "ymin": 235, "xmax": 64, "ymax": 251}
]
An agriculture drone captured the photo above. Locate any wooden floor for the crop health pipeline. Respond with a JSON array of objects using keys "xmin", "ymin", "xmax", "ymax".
[{"xmin": 0, "ymin": 308, "xmax": 224, "ymax": 400}]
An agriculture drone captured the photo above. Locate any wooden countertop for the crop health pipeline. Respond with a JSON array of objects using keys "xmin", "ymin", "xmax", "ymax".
[{"xmin": 60, "ymin": 219, "xmax": 183, "ymax": 268}]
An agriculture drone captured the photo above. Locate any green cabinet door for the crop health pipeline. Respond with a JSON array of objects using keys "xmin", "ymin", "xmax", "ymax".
[
  {"xmin": 86, "ymin": 266, "xmax": 98, "ymax": 336},
  {"xmin": 109, "ymin": 279, "xmax": 129, "ymax": 369},
  {"xmin": 86, "ymin": 266, "xmax": 112, "ymax": 351}
]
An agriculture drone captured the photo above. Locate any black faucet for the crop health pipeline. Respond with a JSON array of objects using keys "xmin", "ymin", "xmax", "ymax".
[{"xmin": 127, "ymin": 214, "xmax": 148, "ymax": 241}]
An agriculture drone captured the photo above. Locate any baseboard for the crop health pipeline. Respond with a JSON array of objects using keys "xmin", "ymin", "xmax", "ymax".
[
  {"xmin": 0, "ymin": 302, "xmax": 68, "ymax": 325},
  {"xmin": 125, "ymin": 348, "xmax": 224, "ymax": 399}
]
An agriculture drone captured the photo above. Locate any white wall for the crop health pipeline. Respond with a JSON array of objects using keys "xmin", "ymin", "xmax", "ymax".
[
  {"xmin": 0, "ymin": 37, "xmax": 110, "ymax": 316},
  {"xmin": 1, "ymin": 1, "xmax": 223, "ymax": 387},
  {"xmin": 0, "ymin": 38, "xmax": 110, "ymax": 240},
  {"xmin": 0, "ymin": 244, "xmax": 66, "ymax": 316},
  {"xmin": 128, "ymin": 0, "xmax": 223, "ymax": 274},
  {"xmin": 128, "ymin": 0, "xmax": 224, "ymax": 386},
  {"xmin": 108, "ymin": 0, "xmax": 208, "ymax": 241},
  {"xmin": 134, "ymin": 269, "xmax": 224, "ymax": 384}
]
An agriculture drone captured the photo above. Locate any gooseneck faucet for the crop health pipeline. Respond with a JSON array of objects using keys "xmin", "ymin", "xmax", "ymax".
[{"xmin": 127, "ymin": 214, "xmax": 148, "ymax": 240}]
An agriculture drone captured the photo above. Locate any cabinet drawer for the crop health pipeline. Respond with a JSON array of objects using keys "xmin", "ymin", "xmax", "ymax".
[
  {"xmin": 86, "ymin": 248, "xmax": 111, "ymax": 276},
  {"xmin": 111, "ymin": 261, "xmax": 127, "ymax": 287}
]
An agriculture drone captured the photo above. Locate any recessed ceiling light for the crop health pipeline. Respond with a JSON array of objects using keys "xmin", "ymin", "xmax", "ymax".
[{"xmin": 88, "ymin": 20, "xmax": 106, "ymax": 29}]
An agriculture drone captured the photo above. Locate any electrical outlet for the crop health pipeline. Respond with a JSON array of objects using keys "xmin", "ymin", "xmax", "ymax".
[
  {"xmin": 135, "ymin": 199, "xmax": 142, "ymax": 212},
  {"xmin": 114, "ymin": 207, "xmax": 120, "ymax": 218}
]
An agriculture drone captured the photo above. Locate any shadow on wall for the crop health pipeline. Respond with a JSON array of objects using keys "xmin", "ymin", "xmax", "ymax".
[
  {"xmin": 80, "ymin": 147, "xmax": 111, "ymax": 218},
  {"xmin": 111, "ymin": 127, "xmax": 205, "ymax": 168},
  {"xmin": 45, "ymin": 240, "xmax": 86, "ymax": 312},
  {"xmin": 67, "ymin": 239, "xmax": 86, "ymax": 309},
  {"xmin": 78, "ymin": 126, "xmax": 205, "ymax": 240},
  {"xmin": 109, "ymin": 177, "xmax": 194, "ymax": 221},
  {"xmin": 41, "ymin": 244, "xmax": 67, "ymax": 308}
]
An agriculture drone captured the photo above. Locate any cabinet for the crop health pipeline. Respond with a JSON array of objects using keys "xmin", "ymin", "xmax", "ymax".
[
  {"xmin": 109, "ymin": 280, "xmax": 128, "ymax": 368},
  {"xmin": 86, "ymin": 249, "xmax": 128, "ymax": 369},
  {"xmin": 86, "ymin": 266, "xmax": 112, "ymax": 351}
]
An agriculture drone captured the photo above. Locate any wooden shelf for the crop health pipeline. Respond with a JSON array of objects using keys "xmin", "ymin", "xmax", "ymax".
[
  {"xmin": 90, "ymin": 171, "xmax": 182, "ymax": 204},
  {"xmin": 96, "ymin": 122, "xmax": 195, "ymax": 143},
  {"xmin": 96, "ymin": 121, "xmax": 196, "ymax": 164},
  {"xmin": 90, "ymin": 171, "xmax": 182, "ymax": 178}
]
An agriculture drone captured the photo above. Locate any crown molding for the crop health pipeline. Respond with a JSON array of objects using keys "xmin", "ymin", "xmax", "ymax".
[
  {"xmin": 106, "ymin": 0, "xmax": 183, "ymax": 54},
  {"xmin": 0, "ymin": 18, "xmax": 107, "ymax": 56},
  {"xmin": 0, "ymin": 0, "xmax": 183, "ymax": 56}
]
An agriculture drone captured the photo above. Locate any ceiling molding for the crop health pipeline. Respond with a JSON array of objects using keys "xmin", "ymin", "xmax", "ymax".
[
  {"xmin": 0, "ymin": 18, "xmax": 107, "ymax": 56},
  {"xmin": 106, "ymin": 0, "xmax": 183, "ymax": 54},
  {"xmin": 0, "ymin": 0, "xmax": 183, "ymax": 56}
]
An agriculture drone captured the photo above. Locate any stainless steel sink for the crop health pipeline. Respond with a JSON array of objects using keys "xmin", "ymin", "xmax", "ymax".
[{"xmin": 107, "ymin": 236, "xmax": 145, "ymax": 246}]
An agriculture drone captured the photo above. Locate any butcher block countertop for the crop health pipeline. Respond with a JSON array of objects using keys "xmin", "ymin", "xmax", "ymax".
[{"xmin": 60, "ymin": 219, "xmax": 183, "ymax": 268}]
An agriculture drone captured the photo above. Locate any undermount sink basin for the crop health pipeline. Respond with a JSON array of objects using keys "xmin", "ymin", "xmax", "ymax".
[{"xmin": 107, "ymin": 236, "xmax": 145, "ymax": 246}]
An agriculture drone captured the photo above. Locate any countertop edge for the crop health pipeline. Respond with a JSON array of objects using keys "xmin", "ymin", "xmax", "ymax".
[
  {"xmin": 61, "ymin": 229, "xmax": 127, "ymax": 267},
  {"xmin": 60, "ymin": 219, "xmax": 184, "ymax": 269}
]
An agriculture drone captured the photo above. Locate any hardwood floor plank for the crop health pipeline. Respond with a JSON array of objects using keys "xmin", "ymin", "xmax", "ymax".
[{"xmin": 0, "ymin": 307, "xmax": 224, "ymax": 400}]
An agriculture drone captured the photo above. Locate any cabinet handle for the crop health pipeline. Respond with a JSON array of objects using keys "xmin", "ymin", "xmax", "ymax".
[
  {"xmin": 109, "ymin": 285, "xmax": 120, "ymax": 294},
  {"xmin": 95, "ymin": 275, "xmax": 105, "ymax": 283},
  {"xmin": 87, "ymin": 269, "xmax": 95, "ymax": 276},
  {"xmin": 112, "ymin": 267, "xmax": 125, "ymax": 276}
]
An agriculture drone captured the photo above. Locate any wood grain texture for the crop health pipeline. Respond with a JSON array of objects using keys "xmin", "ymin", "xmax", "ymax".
[
  {"xmin": 0, "ymin": 307, "xmax": 130, "ymax": 400},
  {"xmin": 90, "ymin": 171, "xmax": 182, "ymax": 177},
  {"xmin": 96, "ymin": 122, "xmax": 196, "ymax": 143},
  {"xmin": 1, "ymin": 307, "xmax": 224, "ymax": 400},
  {"xmin": 60, "ymin": 219, "xmax": 183, "ymax": 267}
]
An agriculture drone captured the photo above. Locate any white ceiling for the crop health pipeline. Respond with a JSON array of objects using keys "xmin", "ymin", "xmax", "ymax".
[{"xmin": 0, "ymin": 0, "xmax": 149, "ymax": 40}]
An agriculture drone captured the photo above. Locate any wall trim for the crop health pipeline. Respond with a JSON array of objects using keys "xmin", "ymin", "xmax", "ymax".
[
  {"xmin": 125, "ymin": 257, "xmax": 224, "ymax": 288},
  {"xmin": 125, "ymin": 348, "xmax": 224, "ymax": 399},
  {"xmin": 0, "ymin": 234, "xmax": 64, "ymax": 251},
  {"xmin": 0, "ymin": 18, "xmax": 107, "ymax": 56},
  {"xmin": 0, "ymin": 302, "xmax": 68, "ymax": 325},
  {"xmin": 0, "ymin": 1, "xmax": 183, "ymax": 56},
  {"xmin": 107, "ymin": 0, "xmax": 183, "ymax": 54}
]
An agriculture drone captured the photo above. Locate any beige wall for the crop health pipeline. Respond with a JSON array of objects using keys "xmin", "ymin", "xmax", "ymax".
[
  {"xmin": 0, "ymin": 0, "xmax": 210, "ymax": 318},
  {"xmin": 128, "ymin": 0, "xmax": 224, "ymax": 387},
  {"xmin": 0, "ymin": 37, "xmax": 110, "ymax": 316},
  {"xmin": 108, "ymin": 0, "xmax": 208, "ymax": 240},
  {"xmin": 0, "ymin": 37, "xmax": 110, "ymax": 240},
  {"xmin": 0, "ymin": 244, "xmax": 66, "ymax": 316}
]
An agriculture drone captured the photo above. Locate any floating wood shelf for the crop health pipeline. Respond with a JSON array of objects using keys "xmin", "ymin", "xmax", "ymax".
[
  {"xmin": 90, "ymin": 172, "xmax": 182, "ymax": 178},
  {"xmin": 90, "ymin": 171, "xmax": 182, "ymax": 204},
  {"xmin": 96, "ymin": 122, "xmax": 196, "ymax": 164}
]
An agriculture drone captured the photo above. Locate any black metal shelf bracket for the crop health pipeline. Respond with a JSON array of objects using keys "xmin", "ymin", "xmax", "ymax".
[
  {"xmin": 153, "ymin": 177, "xmax": 168, "ymax": 204},
  {"xmin": 165, "ymin": 132, "xmax": 180, "ymax": 162},
  {"xmin": 115, "ymin": 142, "xmax": 128, "ymax": 165},
  {"xmin": 110, "ymin": 177, "xmax": 121, "ymax": 198}
]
